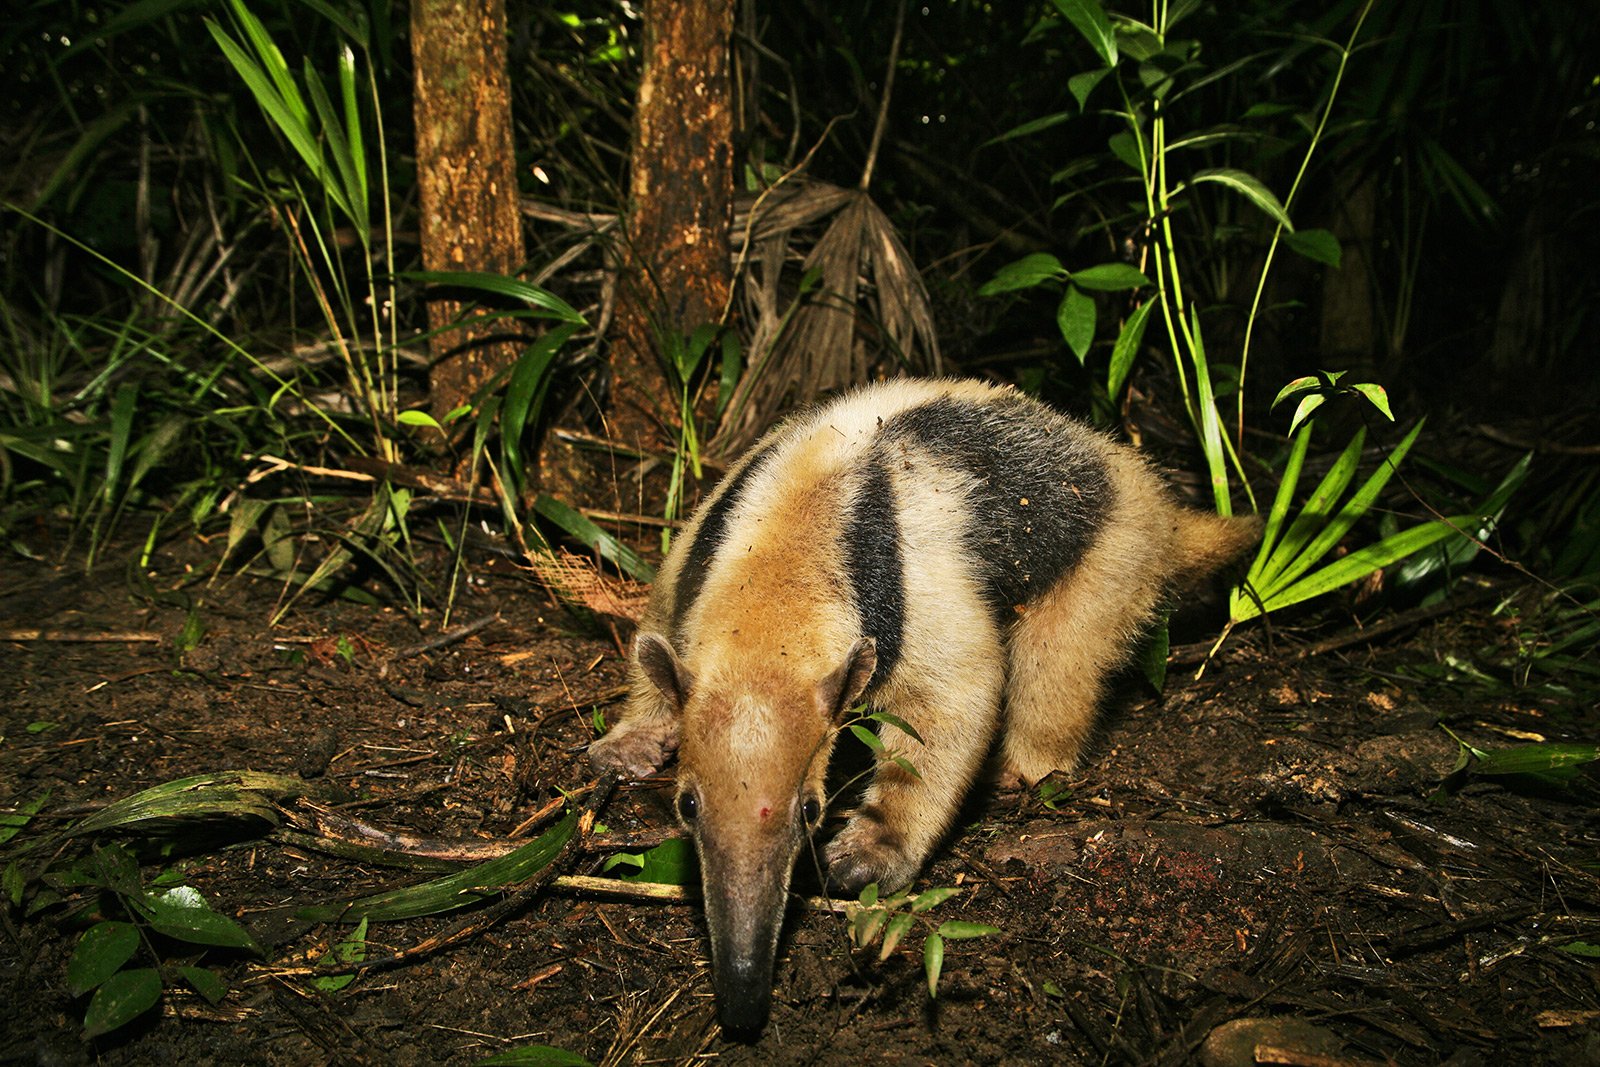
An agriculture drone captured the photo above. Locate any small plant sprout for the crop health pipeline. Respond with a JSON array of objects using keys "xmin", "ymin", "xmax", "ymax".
[{"xmin": 845, "ymin": 882, "xmax": 1000, "ymax": 998}]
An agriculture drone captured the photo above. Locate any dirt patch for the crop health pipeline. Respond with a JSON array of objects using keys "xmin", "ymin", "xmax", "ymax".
[{"xmin": 3, "ymin": 548, "xmax": 1598, "ymax": 1065}]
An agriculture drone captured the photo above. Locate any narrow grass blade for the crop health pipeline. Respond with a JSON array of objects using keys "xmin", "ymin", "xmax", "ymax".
[
  {"xmin": 296, "ymin": 807, "xmax": 578, "ymax": 923},
  {"xmin": 532, "ymin": 496, "xmax": 656, "ymax": 583}
]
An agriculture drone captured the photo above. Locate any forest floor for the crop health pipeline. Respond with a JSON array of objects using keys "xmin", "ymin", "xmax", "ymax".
[{"xmin": 2, "ymin": 535, "xmax": 1598, "ymax": 1067}]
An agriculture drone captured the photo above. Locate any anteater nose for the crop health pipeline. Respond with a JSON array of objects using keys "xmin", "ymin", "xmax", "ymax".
[{"xmin": 714, "ymin": 957, "xmax": 773, "ymax": 1038}]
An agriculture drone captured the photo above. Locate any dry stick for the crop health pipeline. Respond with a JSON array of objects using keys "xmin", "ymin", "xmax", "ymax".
[
  {"xmin": 392, "ymin": 613, "xmax": 499, "ymax": 660},
  {"xmin": 3, "ymin": 630, "xmax": 163, "ymax": 643}
]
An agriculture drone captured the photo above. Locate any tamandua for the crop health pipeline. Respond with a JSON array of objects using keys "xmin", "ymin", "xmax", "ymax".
[{"xmin": 588, "ymin": 378, "xmax": 1260, "ymax": 1034}]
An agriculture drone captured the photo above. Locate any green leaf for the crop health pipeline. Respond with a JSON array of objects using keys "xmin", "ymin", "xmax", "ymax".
[
  {"xmin": 1283, "ymin": 228, "xmax": 1341, "ymax": 268},
  {"xmin": 1107, "ymin": 300, "xmax": 1153, "ymax": 398},
  {"xmin": 978, "ymin": 253, "xmax": 1066, "ymax": 296},
  {"xmin": 1270, "ymin": 375, "xmax": 1324, "ymax": 410},
  {"xmin": 859, "ymin": 882, "xmax": 880, "ymax": 907},
  {"xmin": 83, "ymin": 967, "xmax": 162, "ymax": 1038},
  {"xmin": 924, "ymin": 931, "xmax": 945, "ymax": 998},
  {"xmin": 987, "ymin": 111, "xmax": 1073, "ymax": 146},
  {"xmin": 1470, "ymin": 742, "xmax": 1600, "ymax": 780},
  {"xmin": 936, "ymin": 920, "xmax": 1001, "ymax": 940},
  {"xmin": 1068, "ymin": 263, "xmax": 1151, "ymax": 292},
  {"xmin": 401, "ymin": 271, "xmax": 586, "ymax": 324},
  {"xmin": 1051, "ymin": 0, "xmax": 1118, "ymax": 67},
  {"xmin": 910, "ymin": 886, "xmax": 961, "ymax": 914},
  {"xmin": 501, "ymin": 324, "xmax": 580, "ymax": 496},
  {"xmin": 890, "ymin": 756, "xmax": 924, "ymax": 781},
  {"xmin": 311, "ymin": 915, "xmax": 368, "ymax": 993},
  {"xmin": 879, "ymin": 912, "xmax": 916, "ymax": 960},
  {"xmin": 397, "ymin": 409, "xmax": 443, "ymax": 430},
  {"xmin": 1038, "ymin": 779, "xmax": 1072, "ymax": 810},
  {"xmin": 866, "ymin": 711, "xmax": 924, "ymax": 745},
  {"xmin": 0, "ymin": 791, "xmax": 49, "ymax": 845},
  {"xmin": 297, "ymin": 807, "xmax": 578, "ymax": 922},
  {"xmin": 1140, "ymin": 617, "xmax": 1169, "ymax": 693},
  {"xmin": 1057, "ymin": 285, "xmax": 1096, "ymax": 362},
  {"xmin": 532, "ymin": 495, "xmax": 656, "ymax": 583},
  {"xmin": 1350, "ymin": 383, "xmax": 1393, "ymax": 421},
  {"xmin": 1558, "ymin": 942, "xmax": 1600, "ymax": 958},
  {"xmin": 1068, "ymin": 68, "xmax": 1110, "ymax": 111},
  {"xmin": 1177, "ymin": 168, "xmax": 1293, "ymax": 231},
  {"xmin": 1286, "ymin": 393, "xmax": 1326, "ymax": 438},
  {"xmin": 135, "ymin": 886, "xmax": 263, "ymax": 953},
  {"xmin": 178, "ymin": 965, "xmax": 229, "ymax": 1005},
  {"xmin": 68, "ymin": 922, "xmax": 141, "ymax": 995},
  {"xmin": 853, "ymin": 906, "xmax": 890, "ymax": 948},
  {"xmin": 616, "ymin": 838, "xmax": 696, "ymax": 885},
  {"xmin": 477, "ymin": 1045, "xmax": 595, "ymax": 1067},
  {"xmin": 849, "ymin": 723, "xmax": 886, "ymax": 754},
  {"xmin": 1108, "ymin": 130, "xmax": 1144, "ymax": 172}
]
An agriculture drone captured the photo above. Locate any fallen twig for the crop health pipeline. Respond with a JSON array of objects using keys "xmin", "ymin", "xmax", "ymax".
[
  {"xmin": 392, "ymin": 614, "xmax": 499, "ymax": 659},
  {"xmin": 3, "ymin": 630, "xmax": 163, "ymax": 643}
]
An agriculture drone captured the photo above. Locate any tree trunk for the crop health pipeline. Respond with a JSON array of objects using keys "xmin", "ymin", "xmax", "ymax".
[
  {"xmin": 610, "ymin": 0, "xmax": 736, "ymax": 452},
  {"xmin": 411, "ymin": 0, "xmax": 526, "ymax": 421}
]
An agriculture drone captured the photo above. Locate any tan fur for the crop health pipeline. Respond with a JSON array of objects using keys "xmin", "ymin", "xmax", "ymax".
[{"xmin": 586, "ymin": 378, "xmax": 1260, "ymax": 1034}]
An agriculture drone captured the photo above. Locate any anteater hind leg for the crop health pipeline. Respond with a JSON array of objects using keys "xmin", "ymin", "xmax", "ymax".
[
  {"xmin": 824, "ymin": 647, "xmax": 1005, "ymax": 894},
  {"xmin": 999, "ymin": 495, "xmax": 1171, "ymax": 787}
]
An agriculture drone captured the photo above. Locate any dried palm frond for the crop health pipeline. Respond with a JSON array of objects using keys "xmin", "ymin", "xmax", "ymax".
[
  {"xmin": 526, "ymin": 546, "xmax": 649, "ymax": 622},
  {"xmin": 718, "ymin": 178, "xmax": 942, "ymax": 452}
]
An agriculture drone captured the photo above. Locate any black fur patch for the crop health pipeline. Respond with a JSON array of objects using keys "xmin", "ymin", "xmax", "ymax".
[
  {"xmin": 843, "ymin": 458, "xmax": 906, "ymax": 688},
  {"xmin": 672, "ymin": 443, "xmax": 778, "ymax": 634},
  {"xmin": 883, "ymin": 395, "xmax": 1111, "ymax": 616}
]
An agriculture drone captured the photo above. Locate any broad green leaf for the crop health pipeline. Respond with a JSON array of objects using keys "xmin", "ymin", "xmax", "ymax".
[
  {"xmin": 1057, "ymin": 285, "xmax": 1096, "ymax": 362},
  {"xmin": 616, "ymin": 838, "xmax": 695, "ymax": 885},
  {"xmin": 1558, "ymin": 942, "xmax": 1600, "ymax": 958},
  {"xmin": 1283, "ymin": 228, "xmax": 1341, "ymax": 268},
  {"xmin": 179, "ymin": 965, "xmax": 229, "ymax": 1005},
  {"xmin": 1350, "ymin": 383, "xmax": 1393, "ymax": 420},
  {"xmin": 1069, "ymin": 68, "xmax": 1110, "ymax": 110},
  {"xmin": 68, "ymin": 771, "xmax": 311, "ymax": 837},
  {"xmin": 1108, "ymin": 130, "xmax": 1144, "ymax": 172},
  {"xmin": 1107, "ymin": 300, "xmax": 1154, "ymax": 398},
  {"xmin": 937, "ymin": 920, "xmax": 1001, "ymax": 940},
  {"xmin": 478, "ymin": 1045, "xmax": 595, "ymax": 1067},
  {"xmin": 1069, "ymin": 263, "xmax": 1150, "ymax": 292},
  {"xmin": 859, "ymin": 883, "xmax": 880, "ymax": 907},
  {"xmin": 924, "ymin": 931, "xmax": 945, "ymax": 997},
  {"xmin": 1051, "ymin": 0, "xmax": 1118, "ymax": 67},
  {"xmin": 83, "ymin": 967, "xmax": 162, "ymax": 1038},
  {"xmin": 1177, "ymin": 168, "xmax": 1293, "ymax": 230},
  {"xmin": 978, "ymin": 253, "xmax": 1066, "ymax": 296},
  {"xmin": 135, "ymin": 886, "xmax": 263, "ymax": 953},
  {"xmin": 67, "ymin": 922, "xmax": 141, "ymax": 995}
]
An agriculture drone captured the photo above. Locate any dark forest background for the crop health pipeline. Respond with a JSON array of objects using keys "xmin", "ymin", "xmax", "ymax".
[{"xmin": 2, "ymin": 0, "xmax": 1597, "ymax": 610}]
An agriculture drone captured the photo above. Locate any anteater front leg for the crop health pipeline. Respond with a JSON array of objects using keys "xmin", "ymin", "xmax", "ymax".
[{"xmin": 824, "ymin": 657, "xmax": 1004, "ymax": 894}]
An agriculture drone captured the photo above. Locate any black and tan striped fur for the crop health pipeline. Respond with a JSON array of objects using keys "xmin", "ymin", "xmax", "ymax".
[{"xmin": 588, "ymin": 378, "xmax": 1259, "ymax": 1034}]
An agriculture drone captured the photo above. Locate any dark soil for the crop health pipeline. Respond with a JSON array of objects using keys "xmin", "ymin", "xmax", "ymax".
[{"xmin": 3, "ymin": 544, "xmax": 1598, "ymax": 1066}]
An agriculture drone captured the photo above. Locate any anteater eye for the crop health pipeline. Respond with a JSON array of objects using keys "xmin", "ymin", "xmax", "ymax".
[
  {"xmin": 676, "ymin": 792, "xmax": 699, "ymax": 822},
  {"xmin": 802, "ymin": 796, "xmax": 822, "ymax": 827}
]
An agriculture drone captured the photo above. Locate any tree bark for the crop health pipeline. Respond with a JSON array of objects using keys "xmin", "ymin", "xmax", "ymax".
[
  {"xmin": 411, "ymin": 0, "xmax": 527, "ymax": 421},
  {"xmin": 610, "ymin": 0, "xmax": 736, "ymax": 452}
]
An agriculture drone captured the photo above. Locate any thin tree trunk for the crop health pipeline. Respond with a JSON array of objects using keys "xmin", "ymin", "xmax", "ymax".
[
  {"xmin": 610, "ymin": 0, "xmax": 736, "ymax": 452},
  {"xmin": 411, "ymin": 0, "xmax": 526, "ymax": 421}
]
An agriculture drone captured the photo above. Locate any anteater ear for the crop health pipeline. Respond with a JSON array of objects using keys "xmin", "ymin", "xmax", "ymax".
[
  {"xmin": 820, "ymin": 637, "xmax": 877, "ymax": 720},
  {"xmin": 635, "ymin": 632, "xmax": 693, "ymax": 714}
]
